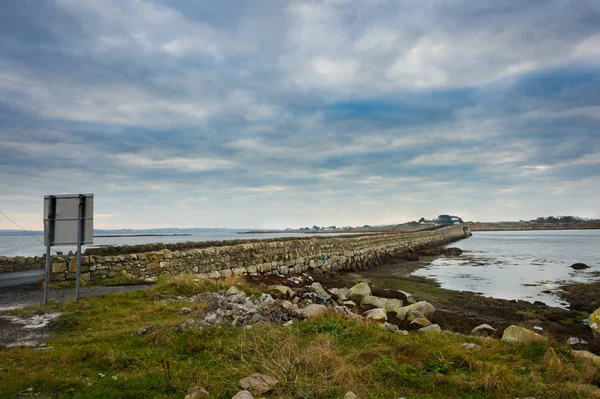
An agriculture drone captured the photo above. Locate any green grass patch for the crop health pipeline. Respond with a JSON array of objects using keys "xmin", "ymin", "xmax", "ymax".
[{"xmin": 1, "ymin": 276, "xmax": 600, "ymax": 398}]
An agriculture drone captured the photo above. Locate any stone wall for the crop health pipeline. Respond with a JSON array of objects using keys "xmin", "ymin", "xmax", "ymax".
[
  {"xmin": 0, "ymin": 255, "xmax": 45, "ymax": 274},
  {"xmin": 43, "ymin": 225, "xmax": 470, "ymax": 282}
]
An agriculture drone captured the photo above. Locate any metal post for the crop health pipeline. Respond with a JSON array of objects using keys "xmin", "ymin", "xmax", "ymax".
[
  {"xmin": 44, "ymin": 196, "xmax": 56, "ymax": 306},
  {"xmin": 43, "ymin": 244, "xmax": 51, "ymax": 305},
  {"xmin": 75, "ymin": 195, "xmax": 84, "ymax": 301}
]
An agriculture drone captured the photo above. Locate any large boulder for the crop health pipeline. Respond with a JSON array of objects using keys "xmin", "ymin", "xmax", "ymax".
[
  {"xmin": 590, "ymin": 307, "xmax": 600, "ymax": 341},
  {"xmin": 411, "ymin": 317, "xmax": 432, "ymax": 328},
  {"xmin": 360, "ymin": 295, "xmax": 387, "ymax": 310},
  {"xmin": 363, "ymin": 308, "xmax": 387, "ymax": 322},
  {"xmin": 395, "ymin": 301, "xmax": 435, "ymax": 321},
  {"xmin": 299, "ymin": 304, "xmax": 328, "ymax": 318},
  {"xmin": 238, "ymin": 373, "xmax": 278, "ymax": 395},
  {"xmin": 419, "ymin": 324, "xmax": 441, "ymax": 333},
  {"xmin": 501, "ymin": 326, "xmax": 546, "ymax": 343},
  {"xmin": 349, "ymin": 282, "xmax": 372, "ymax": 303}
]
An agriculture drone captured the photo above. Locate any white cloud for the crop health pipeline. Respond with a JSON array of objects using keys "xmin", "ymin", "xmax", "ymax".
[{"xmin": 115, "ymin": 154, "xmax": 235, "ymax": 172}]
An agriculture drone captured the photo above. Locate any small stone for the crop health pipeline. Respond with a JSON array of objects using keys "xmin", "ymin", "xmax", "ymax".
[
  {"xmin": 419, "ymin": 324, "xmax": 441, "ymax": 333},
  {"xmin": 398, "ymin": 330, "xmax": 409, "ymax": 335},
  {"xmin": 177, "ymin": 319, "xmax": 200, "ymax": 331},
  {"xmin": 132, "ymin": 325, "xmax": 155, "ymax": 336},
  {"xmin": 349, "ymin": 282, "xmax": 372, "ymax": 303},
  {"xmin": 501, "ymin": 325, "xmax": 546, "ymax": 343},
  {"xmin": 572, "ymin": 350, "xmax": 600, "ymax": 365},
  {"xmin": 343, "ymin": 300, "xmax": 357, "ymax": 307},
  {"xmin": 567, "ymin": 337, "xmax": 581, "ymax": 346},
  {"xmin": 310, "ymin": 282, "xmax": 331, "ymax": 300},
  {"xmin": 344, "ymin": 392, "xmax": 359, "ymax": 399},
  {"xmin": 471, "ymin": 324, "xmax": 497, "ymax": 337},
  {"xmin": 268, "ymin": 285, "xmax": 294, "ymax": 298},
  {"xmin": 300, "ymin": 304, "xmax": 328, "ymax": 318},
  {"xmin": 226, "ymin": 286, "xmax": 241, "ymax": 296},
  {"xmin": 383, "ymin": 322, "xmax": 399, "ymax": 333},
  {"xmin": 239, "ymin": 373, "xmax": 278, "ymax": 395},
  {"xmin": 259, "ymin": 294, "xmax": 274, "ymax": 303},
  {"xmin": 231, "ymin": 390, "xmax": 254, "ymax": 399},
  {"xmin": 179, "ymin": 307, "xmax": 192, "ymax": 315},
  {"xmin": 462, "ymin": 343, "xmax": 482, "ymax": 351},
  {"xmin": 363, "ymin": 308, "xmax": 387, "ymax": 322},
  {"xmin": 185, "ymin": 386, "xmax": 209, "ymax": 399}
]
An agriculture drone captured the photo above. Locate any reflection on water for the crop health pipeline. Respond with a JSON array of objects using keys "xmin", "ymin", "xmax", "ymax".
[{"xmin": 411, "ymin": 230, "xmax": 600, "ymax": 308}]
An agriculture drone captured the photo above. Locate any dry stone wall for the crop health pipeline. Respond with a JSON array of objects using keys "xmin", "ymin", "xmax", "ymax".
[
  {"xmin": 45, "ymin": 225, "xmax": 470, "ymax": 282},
  {"xmin": 0, "ymin": 255, "xmax": 45, "ymax": 274}
]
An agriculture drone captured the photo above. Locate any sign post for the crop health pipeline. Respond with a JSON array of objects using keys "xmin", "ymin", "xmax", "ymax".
[{"xmin": 43, "ymin": 194, "xmax": 94, "ymax": 305}]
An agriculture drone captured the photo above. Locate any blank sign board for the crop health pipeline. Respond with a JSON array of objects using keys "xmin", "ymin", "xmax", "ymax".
[{"xmin": 44, "ymin": 194, "xmax": 94, "ymax": 245}]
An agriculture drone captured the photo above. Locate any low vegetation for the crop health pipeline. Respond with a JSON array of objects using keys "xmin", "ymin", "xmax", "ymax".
[{"xmin": 1, "ymin": 275, "xmax": 599, "ymax": 398}]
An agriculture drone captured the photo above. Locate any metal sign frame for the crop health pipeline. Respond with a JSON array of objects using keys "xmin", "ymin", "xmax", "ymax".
[{"xmin": 43, "ymin": 194, "xmax": 94, "ymax": 304}]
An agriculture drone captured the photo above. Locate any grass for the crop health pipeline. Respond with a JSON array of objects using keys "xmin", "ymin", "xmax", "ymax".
[{"xmin": 1, "ymin": 275, "xmax": 599, "ymax": 398}]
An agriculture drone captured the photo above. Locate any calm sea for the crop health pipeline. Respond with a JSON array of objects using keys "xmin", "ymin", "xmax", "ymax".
[
  {"xmin": 412, "ymin": 230, "xmax": 600, "ymax": 307},
  {"xmin": 0, "ymin": 231, "xmax": 355, "ymax": 258}
]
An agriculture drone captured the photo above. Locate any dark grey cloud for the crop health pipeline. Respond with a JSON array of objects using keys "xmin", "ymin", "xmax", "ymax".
[{"xmin": 0, "ymin": 0, "xmax": 599, "ymax": 229}]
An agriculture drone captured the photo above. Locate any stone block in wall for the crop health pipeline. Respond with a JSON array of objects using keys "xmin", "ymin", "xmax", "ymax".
[
  {"xmin": 232, "ymin": 267, "xmax": 245, "ymax": 276},
  {"xmin": 52, "ymin": 262, "xmax": 66, "ymax": 273},
  {"xmin": 220, "ymin": 269, "xmax": 232, "ymax": 278},
  {"xmin": 280, "ymin": 265, "xmax": 289, "ymax": 275}
]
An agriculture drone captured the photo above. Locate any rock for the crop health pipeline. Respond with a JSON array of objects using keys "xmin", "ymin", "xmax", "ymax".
[
  {"xmin": 329, "ymin": 288, "xmax": 347, "ymax": 301},
  {"xmin": 231, "ymin": 390, "xmax": 254, "ymax": 399},
  {"xmin": 344, "ymin": 392, "xmax": 359, "ymax": 399},
  {"xmin": 395, "ymin": 301, "xmax": 435, "ymax": 320},
  {"xmin": 349, "ymin": 282, "xmax": 371, "ymax": 303},
  {"xmin": 132, "ymin": 325, "xmax": 155, "ymax": 336},
  {"xmin": 177, "ymin": 319, "xmax": 201, "ymax": 331},
  {"xmin": 590, "ymin": 307, "xmax": 600, "ymax": 341},
  {"xmin": 179, "ymin": 307, "xmax": 192, "ymax": 315},
  {"xmin": 268, "ymin": 285, "xmax": 294, "ymax": 298},
  {"xmin": 397, "ymin": 290, "xmax": 416, "ymax": 305},
  {"xmin": 382, "ymin": 299, "xmax": 402, "ymax": 312},
  {"xmin": 571, "ymin": 263, "xmax": 590, "ymax": 270},
  {"xmin": 401, "ymin": 252, "xmax": 419, "ymax": 261},
  {"xmin": 184, "ymin": 386, "xmax": 209, "ymax": 399},
  {"xmin": 462, "ymin": 343, "xmax": 482, "ymax": 351},
  {"xmin": 343, "ymin": 300, "xmax": 357, "ymax": 307},
  {"xmin": 501, "ymin": 326, "xmax": 546, "ymax": 343},
  {"xmin": 445, "ymin": 247, "xmax": 463, "ymax": 256},
  {"xmin": 411, "ymin": 317, "xmax": 432, "ymax": 328},
  {"xmin": 363, "ymin": 308, "xmax": 387, "ymax": 322},
  {"xmin": 310, "ymin": 282, "xmax": 331, "ymax": 300},
  {"xmin": 229, "ymin": 293, "xmax": 247, "ymax": 304},
  {"xmin": 406, "ymin": 309, "xmax": 427, "ymax": 322},
  {"xmin": 259, "ymin": 294, "xmax": 274, "ymax": 303},
  {"xmin": 299, "ymin": 304, "xmax": 328, "ymax": 318},
  {"xmin": 572, "ymin": 350, "xmax": 600, "ymax": 365},
  {"xmin": 567, "ymin": 337, "xmax": 581, "ymax": 346},
  {"xmin": 419, "ymin": 324, "xmax": 441, "ymax": 332},
  {"xmin": 360, "ymin": 295, "xmax": 387, "ymax": 310},
  {"xmin": 471, "ymin": 324, "xmax": 497, "ymax": 337},
  {"xmin": 383, "ymin": 322, "xmax": 399, "ymax": 333},
  {"xmin": 226, "ymin": 286, "xmax": 241, "ymax": 296},
  {"xmin": 239, "ymin": 373, "xmax": 278, "ymax": 395}
]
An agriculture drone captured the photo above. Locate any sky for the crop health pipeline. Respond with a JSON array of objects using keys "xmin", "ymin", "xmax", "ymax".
[{"xmin": 0, "ymin": 0, "xmax": 599, "ymax": 230}]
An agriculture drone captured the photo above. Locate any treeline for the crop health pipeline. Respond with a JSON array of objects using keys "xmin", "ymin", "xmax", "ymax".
[{"xmin": 532, "ymin": 216, "xmax": 598, "ymax": 223}]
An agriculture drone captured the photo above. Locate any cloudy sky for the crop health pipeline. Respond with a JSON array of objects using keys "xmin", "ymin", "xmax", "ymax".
[{"xmin": 0, "ymin": 0, "xmax": 599, "ymax": 230}]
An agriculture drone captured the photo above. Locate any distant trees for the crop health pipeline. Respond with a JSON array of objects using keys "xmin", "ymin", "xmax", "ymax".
[
  {"xmin": 437, "ymin": 215, "xmax": 463, "ymax": 224},
  {"xmin": 312, "ymin": 225, "xmax": 320, "ymax": 230},
  {"xmin": 363, "ymin": 225, "xmax": 371, "ymax": 228},
  {"xmin": 533, "ymin": 216, "xmax": 584, "ymax": 223}
]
